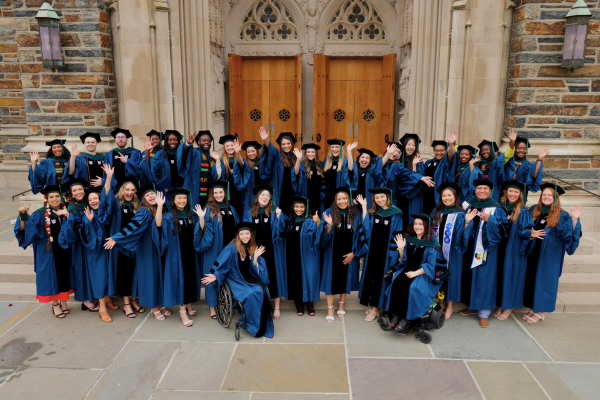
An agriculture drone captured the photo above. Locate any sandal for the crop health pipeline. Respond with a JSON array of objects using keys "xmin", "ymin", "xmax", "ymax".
[
  {"xmin": 210, "ymin": 307, "xmax": 218, "ymax": 319},
  {"xmin": 159, "ymin": 307, "xmax": 172, "ymax": 316},
  {"xmin": 326, "ymin": 306, "xmax": 334, "ymax": 323},
  {"xmin": 99, "ymin": 310, "xmax": 113, "ymax": 323},
  {"xmin": 493, "ymin": 309, "xmax": 502, "ymax": 318},
  {"xmin": 105, "ymin": 298, "xmax": 119, "ymax": 310},
  {"xmin": 123, "ymin": 302, "xmax": 137, "ymax": 319},
  {"xmin": 307, "ymin": 303, "xmax": 315, "ymax": 317},
  {"xmin": 187, "ymin": 309, "xmax": 198, "ymax": 317},
  {"xmin": 525, "ymin": 313, "xmax": 545, "ymax": 324},
  {"xmin": 273, "ymin": 308, "xmax": 281, "ymax": 319},
  {"xmin": 60, "ymin": 300, "xmax": 70, "ymax": 315},
  {"xmin": 132, "ymin": 303, "xmax": 145, "ymax": 314},
  {"xmin": 523, "ymin": 310, "xmax": 534, "ymax": 321},
  {"xmin": 81, "ymin": 302, "xmax": 99, "ymax": 312},
  {"xmin": 179, "ymin": 310, "xmax": 193, "ymax": 327},
  {"xmin": 497, "ymin": 309, "xmax": 512, "ymax": 321},
  {"xmin": 52, "ymin": 303, "xmax": 66, "ymax": 319},
  {"xmin": 153, "ymin": 309, "xmax": 165, "ymax": 320},
  {"xmin": 337, "ymin": 301, "xmax": 346, "ymax": 317},
  {"xmin": 365, "ymin": 309, "xmax": 379, "ymax": 322}
]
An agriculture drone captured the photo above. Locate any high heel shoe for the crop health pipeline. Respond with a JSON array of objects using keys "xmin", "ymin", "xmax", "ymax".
[
  {"xmin": 153, "ymin": 309, "xmax": 165, "ymax": 320},
  {"xmin": 180, "ymin": 310, "xmax": 193, "ymax": 327},
  {"xmin": 99, "ymin": 310, "xmax": 113, "ymax": 323},
  {"xmin": 123, "ymin": 302, "xmax": 136, "ymax": 318},
  {"xmin": 81, "ymin": 302, "xmax": 99, "ymax": 312},
  {"xmin": 159, "ymin": 307, "xmax": 172, "ymax": 316},
  {"xmin": 337, "ymin": 301, "xmax": 345, "ymax": 317},
  {"xmin": 60, "ymin": 300, "xmax": 70, "ymax": 315},
  {"xmin": 105, "ymin": 298, "xmax": 119, "ymax": 310},
  {"xmin": 52, "ymin": 303, "xmax": 66, "ymax": 319},
  {"xmin": 326, "ymin": 306, "xmax": 334, "ymax": 323}
]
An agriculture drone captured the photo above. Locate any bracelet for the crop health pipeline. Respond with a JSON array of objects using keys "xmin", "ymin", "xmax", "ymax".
[{"xmin": 536, "ymin": 159, "xmax": 543, "ymax": 163}]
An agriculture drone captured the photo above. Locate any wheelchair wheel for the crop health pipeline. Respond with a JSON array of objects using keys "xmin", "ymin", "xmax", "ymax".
[
  {"xmin": 419, "ymin": 331, "xmax": 432, "ymax": 344},
  {"xmin": 217, "ymin": 281, "xmax": 234, "ymax": 328},
  {"xmin": 235, "ymin": 326, "xmax": 240, "ymax": 341},
  {"xmin": 435, "ymin": 309, "xmax": 445, "ymax": 329}
]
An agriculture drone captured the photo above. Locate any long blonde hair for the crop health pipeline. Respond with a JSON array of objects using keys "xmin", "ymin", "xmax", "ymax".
[
  {"xmin": 115, "ymin": 182, "xmax": 139, "ymax": 209},
  {"xmin": 235, "ymin": 233, "xmax": 257, "ymax": 259},
  {"xmin": 221, "ymin": 146, "xmax": 234, "ymax": 178},
  {"xmin": 323, "ymin": 145, "xmax": 345, "ymax": 172},
  {"xmin": 532, "ymin": 188, "xmax": 561, "ymax": 228},
  {"xmin": 508, "ymin": 192, "xmax": 525, "ymax": 224},
  {"xmin": 303, "ymin": 150, "xmax": 324, "ymax": 180}
]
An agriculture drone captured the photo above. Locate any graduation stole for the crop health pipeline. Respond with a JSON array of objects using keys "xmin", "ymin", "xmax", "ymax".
[
  {"xmin": 432, "ymin": 212, "xmax": 458, "ymax": 262},
  {"xmin": 375, "ymin": 205, "xmax": 402, "ymax": 217},
  {"xmin": 81, "ymin": 153, "xmax": 104, "ymax": 161},
  {"xmin": 67, "ymin": 201, "xmax": 89, "ymax": 213},
  {"xmin": 113, "ymin": 147, "xmax": 135, "ymax": 155},
  {"xmin": 404, "ymin": 235, "xmax": 442, "ymax": 253},
  {"xmin": 195, "ymin": 149, "xmax": 212, "ymax": 198}
]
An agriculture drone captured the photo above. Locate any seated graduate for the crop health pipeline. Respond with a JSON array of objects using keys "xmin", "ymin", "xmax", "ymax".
[
  {"xmin": 522, "ymin": 183, "xmax": 584, "ymax": 324},
  {"xmin": 219, "ymin": 135, "xmax": 245, "ymax": 218},
  {"xmin": 359, "ymin": 187, "xmax": 404, "ymax": 322},
  {"xmin": 28, "ymin": 139, "xmax": 71, "ymax": 195},
  {"xmin": 104, "ymin": 185, "xmax": 169, "ymax": 321},
  {"xmin": 321, "ymin": 139, "xmax": 350, "ymax": 207},
  {"xmin": 284, "ymin": 197, "xmax": 321, "ymax": 317},
  {"xmin": 234, "ymin": 140, "xmax": 266, "ymax": 211},
  {"xmin": 383, "ymin": 215, "xmax": 443, "ymax": 335},
  {"xmin": 201, "ymin": 222, "xmax": 274, "ymax": 339},
  {"xmin": 242, "ymin": 184, "xmax": 286, "ymax": 320},
  {"xmin": 459, "ymin": 179, "xmax": 509, "ymax": 328},
  {"xmin": 177, "ymin": 130, "xmax": 223, "ymax": 208},
  {"xmin": 60, "ymin": 185, "xmax": 115, "ymax": 323},
  {"xmin": 430, "ymin": 182, "xmax": 467, "ymax": 320},
  {"xmin": 156, "ymin": 187, "xmax": 200, "ymax": 327},
  {"xmin": 346, "ymin": 144, "xmax": 386, "ymax": 210},
  {"xmin": 510, "ymin": 132, "xmax": 551, "ymax": 197},
  {"xmin": 65, "ymin": 132, "xmax": 104, "ymax": 188},
  {"xmin": 194, "ymin": 180, "xmax": 240, "ymax": 319},
  {"xmin": 103, "ymin": 128, "xmax": 142, "ymax": 188},
  {"xmin": 97, "ymin": 165, "xmax": 144, "ymax": 318},
  {"xmin": 319, "ymin": 190, "xmax": 369, "ymax": 322},
  {"xmin": 15, "ymin": 185, "xmax": 73, "ymax": 319},
  {"xmin": 422, "ymin": 131, "xmax": 458, "ymax": 216},
  {"xmin": 292, "ymin": 143, "xmax": 326, "ymax": 215},
  {"xmin": 494, "ymin": 180, "xmax": 534, "ymax": 321},
  {"xmin": 141, "ymin": 130, "xmax": 184, "ymax": 190}
]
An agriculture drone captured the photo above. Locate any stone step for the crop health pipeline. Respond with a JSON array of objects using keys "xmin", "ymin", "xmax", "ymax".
[
  {"xmin": 556, "ymin": 292, "xmax": 600, "ymax": 313},
  {"xmin": 0, "ymin": 282, "xmax": 38, "ymax": 301},
  {"xmin": 563, "ymin": 254, "xmax": 600, "ymax": 265},
  {"xmin": 558, "ymin": 273, "xmax": 600, "ymax": 292},
  {"xmin": 572, "ymin": 237, "xmax": 600, "ymax": 255},
  {"xmin": 0, "ymin": 264, "xmax": 35, "ymax": 283},
  {"xmin": 0, "ymin": 239, "xmax": 33, "ymax": 264}
]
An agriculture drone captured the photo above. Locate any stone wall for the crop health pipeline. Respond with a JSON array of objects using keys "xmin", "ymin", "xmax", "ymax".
[{"xmin": 506, "ymin": 0, "xmax": 600, "ymax": 192}]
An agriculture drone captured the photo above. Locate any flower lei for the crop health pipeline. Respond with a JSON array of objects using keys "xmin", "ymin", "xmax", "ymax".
[
  {"xmin": 436, "ymin": 291, "xmax": 445, "ymax": 301},
  {"xmin": 44, "ymin": 195, "xmax": 65, "ymax": 251}
]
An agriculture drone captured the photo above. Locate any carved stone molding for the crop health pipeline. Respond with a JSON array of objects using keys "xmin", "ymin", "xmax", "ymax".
[
  {"xmin": 154, "ymin": 0, "xmax": 169, "ymax": 11},
  {"xmin": 237, "ymin": 0, "xmax": 300, "ymax": 42},
  {"xmin": 239, "ymin": 51, "xmax": 298, "ymax": 56},
  {"xmin": 452, "ymin": 0, "xmax": 468, "ymax": 10},
  {"xmin": 210, "ymin": 0, "xmax": 225, "ymax": 48},
  {"xmin": 327, "ymin": 50, "xmax": 387, "ymax": 56},
  {"xmin": 506, "ymin": 0, "xmax": 516, "ymax": 9},
  {"xmin": 326, "ymin": 0, "xmax": 387, "ymax": 43},
  {"xmin": 399, "ymin": 0, "xmax": 412, "ymax": 46}
]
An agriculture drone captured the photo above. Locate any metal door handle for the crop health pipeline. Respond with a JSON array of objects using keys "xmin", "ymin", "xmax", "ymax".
[
  {"xmin": 354, "ymin": 123, "xmax": 358, "ymax": 137},
  {"xmin": 265, "ymin": 122, "xmax": 269, "ymax": 134},
  {"xmin": 271, "ymin": 122, "xmax": 275, "ymax": 136},
  {"xmin": 348, "ymin": 123, "xmax": 352, "ymax": 137}
]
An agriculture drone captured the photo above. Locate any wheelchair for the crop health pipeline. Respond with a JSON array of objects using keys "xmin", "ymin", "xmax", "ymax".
[{"xmin": 216, "ymin": 280, "xmax": 246, "ymax": 341}]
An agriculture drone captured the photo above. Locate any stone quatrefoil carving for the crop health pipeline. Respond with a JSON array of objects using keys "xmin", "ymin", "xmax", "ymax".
[
  {"xmin": 327, "ymin": 0, "xmax": 386, "ymax": 42},
  {"xmin": 239, "ymin": 0, "xmax": 299, "ymax": 42}
]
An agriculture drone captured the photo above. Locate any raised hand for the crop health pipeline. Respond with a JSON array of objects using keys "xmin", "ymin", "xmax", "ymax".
[
  {"xmin": 420, "ymin": 176, "xmax": 435, "ymax": 187},
  {"xmin": 275, "ymin": 207, "xmax": 281, "ymax": 218},
  {"xmin": 448, "ymin": 130, "xmax": 459, "ymax": 145},
  {"xmin": 571, "ymin": 205, "xmax": 586, "ymax": 220},
  {"xmin": 293, "ymin": 147, "xmax": 302, "ymax": 160},
  {"xmin": 480, "ymin": 211, "xmax": 490, "ymax": 222},
  {"xmin": 530, "ymin": 228, "xmax": 546, "ymax": 240},
  {"xmin": 323, "ymin": 212, "xmax": 333, "ymax": 225},
  {"xmin": 210, "ymin": 150, "xmax": 220, "ymax": 161},
  {"xmin": 355, "ymin": 194, "xmax": 367, "ymax": 208},
  {"xmin": 84, "ymin": 207, "xmax": 94, "ymax": 222},
  {"xmin": 347, "ymin": 141, "xmax": 359, "ymax": 152},
  {"xmin": 101, "ymin": 164, "xmax": 114, "ymax": 178},
  {"xmin": 156, "ymin": 191, "xmax": 165, "ymax": 206},
  {"xmin": 469, "ymin": 155, "xmax": 481, "ymax": 167},
  {"xmin": 465, "ymin": 208, "xmax": 478, "ymax": 223},
  {"xmin": 187, "ymin": 131, "xmax": 198, "ymax": 144},
  {"xmin": 413, "ymin": 154, "xmax": 424, "ymax": 165},
  {"xmin": 254, "ymin": 245, "xmax": 266, "ymax": 259},
  {"xmin": 194, "ymin": 204, "xmax": 206, "ymax": 219},
  {"xmin": 538, "ymin": 149, "xmax": 551, "ymax": 160},
  {"xmin": 115, "ymin": 154, "xmax": 128, "ymax": 164},
  {"xmin": 90, "ymin": 177, "xmax": 103, "ymax": 187},
  {"xmin": 55, "ymin": 209, "xmax": 69, "ymax": 218},
  {"xmin": 386, "ymin": 143, "xmax": 398, "ymax": 155},
  {"xmin": 312, "ymin": 211, "xmax": 320, "ymax": 224},
  {"xmin": 30, "ymin": 151, "xmax": 39, "ymax": 164},
  {"xmin": 508, "ymin": 128, "xmax": 517, "ymax": 143},
  {"xmin": 71, "ymin": 144, "xmax": 80, "ymax": 157},
  {"xmin": 393, "ymin": 233, "xmax": 406, "ymax": 250},
  {"xmin": 104, "ymin": 238, "xmax": 116, "ymax": 250},
  {"xmin": 233, "ymin": 139, "xmax": 242, "ymax": 153},
  {"xmin": 18, "ymin": 206, "xmax": 29, "ymax": 214},
  {"xmin": 259, "ymin": 126, "xmax": 269, "ymax": 141},
  {"xmin": 144, "ymin": 137, "xmax": 154, "ymax": 152}
]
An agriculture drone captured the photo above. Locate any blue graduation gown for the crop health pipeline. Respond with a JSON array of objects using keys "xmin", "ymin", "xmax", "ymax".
[
  {"xmin": 291, "ymin": 162, "xmax": 327, "ymax": 214},
  {"xmin": 135, "ymin": 149, "xmax": 161, "ymax": 183},
  {"xmin": 384, "ymin": 246, "xmax": 443, "ymax": 320},
  {"xmin": 156, "ymin": 213, "xmax": 201, "ymax": 307},
  {"xmin": 194, "ymin": 206, "xmax": 240, "ymax": 307},
  {"xmin": 14, "ymin": 211, "xmax": 72, "ymax": 297},
  {"xmin": 322, "ymin": 156, "xmax": 351, "ymax": 191},
  {"xmin": 29, "ymin": 158, "xmax": 68, "ymax": 194},
  {"xmin": 242, "ymin": 209, "xmax": 287, "ymax": 299},
  {"xmin": 471, "ymin": 155, "xmax": 516, "ymax": 201},
  {"xmin": 318, "ymin": 209, "xmax": 368, "ymax": 295},
  {"xmin": 500, "ymin": 209, "xmax": 534, "ymax": 310},
  {"xmin": 383, "ymin": 162, "xmax": 422, "ymax": 205},
  {"xmin": 210, "ymin": 243, "xmax": 274, "ymax": 338},
  {"xmin": 259, "ymin": 142, "xmax": 300, "ymax": 208},
  {"xmin": 176, "ymin": 143, "xmax": 223, "ymax": 209},
  {"xmin": 449, "ymin": 160, "xmax": 473, "ymax": 203},
  {"xmin": 233, "ymin": 160, "xmax": 255, "ymax": 212},
  {"xmin": 400, "ymin": 161, "xmax": 425, "ymax": 225},
  {"xmin": 62, "ymin": 154, "xmax": 105, "ymax": 187},
  {"xmin": 432, "ymin": 211, "xmax": 468, "ymax": 303},
  {"xmin": 462, "ymin": 205, "xmax": 509, "ymax": 310},
  {"xmin": 103, "ymin": 149, "xmax": 142, "ymax": 182},
  {"xmin": 358, "ymin": 212, "xmax": 404, "ymax": 309},
  {"xmin": 424, "ymin": 153, "xmax": 452, "ymax": 206},
  {"xmin": 346, "ymin": 157, "xmax": 385, "ymax": 210},
  {"xmin": 110, "ymin": 207, "xmax": 164, "ymax": 308},
  {"xmin": 525, "ymin": 211, "xmax": 581, "ymax": 313},
  {"xmin": 512, "ymin": 158, "xmax": 543, "ymax": 196},
  {"xmin": 286, "ymin": 218, "xmax": 321, "ymax": 302}
]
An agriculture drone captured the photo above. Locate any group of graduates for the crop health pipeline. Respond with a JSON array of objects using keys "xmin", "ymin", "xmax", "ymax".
[{"xmin": 15, "ymin": 124, "xmax": 583, "ymax": 339}]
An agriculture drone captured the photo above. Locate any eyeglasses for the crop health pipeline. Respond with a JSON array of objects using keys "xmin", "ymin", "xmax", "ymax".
[
  {"xmin": 115, "ymin": 135, "xmax": 127, "ymax": 139},
  {"xmin": 259, "ymin": 194, "xmax": 272, "ymax": 198}
]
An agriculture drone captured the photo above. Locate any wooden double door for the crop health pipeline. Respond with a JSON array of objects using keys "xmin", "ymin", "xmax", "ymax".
[
  {"xmin": 313, "ymin": 55, "xmax": 396, "ymax": 158},
  {"xmin": 229, "ymin": 55, "xmax": 302, "ymax": 145}
]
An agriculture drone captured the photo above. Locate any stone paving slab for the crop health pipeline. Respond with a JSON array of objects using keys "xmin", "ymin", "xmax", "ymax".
[
  {"xmin": 526, "ymin": 362, "xmax": 600, "ymax": 400},
  {"xmin": 343, "ymin": 310, "xmax": 432, "ymax": 358},
  {"xmin": 253, "ymin": 394, "xmax": 350, "ymax": 400},
  {"xmin": 268, "ymin": 309, "xmax": 344, "ymax": 344},
  {"xmin": 428, "ymin": 314, "xmax": 550, "ymax": 361},
  {"xmin": 85, "ymin": 340, "xmax": 180, "ymax": 400},
  {"xmin": 0, "ymin": 367, "xmax": 16, "ymax": 385},
  {"xmin": 222, "ymin": 344, "xmax": 348, "ymax": 393},
  {"xmin": 519, "ymin": 313, "xmax": 600, "ymax": 362},
  {"xmin": 467, "ymin": 361, "xmax": 547, "ymax": 400},
  {"xmin": 0, "ymin": 303, "xmax": 141, "ymax": 369},
  {"xmin": 0, "ymin": 367, "xmax": 102, "ymax": 400},
  {"xmin": 349, "ymin": 358, "xmax": 482, "ymax": 400},
  {"xmin": 158, "ymin": 342, "xmax": 235, "ymax": 391},
  {"xmin": 0, "ymin": 301, "xmax": 35, "ymax": 335},
  {"xmin": 152, "ymin": 392, "xmax": 251, "ymax": 400}
]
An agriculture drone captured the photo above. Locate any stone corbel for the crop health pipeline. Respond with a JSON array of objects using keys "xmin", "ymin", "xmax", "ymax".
[
  {"xmin": 154, "ymin": 0, "xmax": 169, "ymax": 11},
  {"xmin": 452, "ymin": 0, "xmax": 468, "ymax": 10},
  {"xmin": 506, "ymin": 0, "xmax": 516, "ymax": 9}
]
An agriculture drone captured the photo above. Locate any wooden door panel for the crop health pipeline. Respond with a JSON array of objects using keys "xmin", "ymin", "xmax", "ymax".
[
  {"xmin": 355, "ymin": 80, "xmax": 383, "ymax": 155},
  {"xmin": 269, "ymin": 80, "xmax": 298, "ymax": 144},
  {"xmin": 241, "ymin": 58, "xmax": 296, "ymax": 81},
  {"xmin": 229, "ymin": 54, "xmax": 243, "ymax": 139},
  {"xmin": 329, "ymin": 58, "xmax": 382, "ymax": 81},
  {"xmin": 242, "ymin": 80, "xmax": 270, "ymax": 143},
  {"xmin": 328, "ymin": 80, "xmax": 355, "ymax": 148},
  {"xmin": 313, "ymin": 54, "xmax": 329, "ymax": 159},
  {"xmin": 295, "ymin": 54, "xmax": 302, "ymax": 144},
  {"xmin": 381, "ymin": 54, "xmax": 397, "ymax": 150}
]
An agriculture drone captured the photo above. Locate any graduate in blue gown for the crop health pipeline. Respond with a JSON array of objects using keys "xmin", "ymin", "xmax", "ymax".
[
  {"xmin": 522, "ymin": 183, "xmax": 584, "ymax": 323},
  {"xmin": 97, "ymin": 166, "xmax": 145, "ymax": 318},
  {"xmin": 346, "ymin": 145, "xmax": 385, "ymax": 210},
  {"xmin": 458, "ymin": 179, "xmax": 510, "ymax": 328},
  {"xmin": 219, "ymin": 135, "xmax": 246, "ymax": 218},
  {"xmin": 28, "ymin": 139, "xmax": 71, "ymax": 194},
  {"xmin": 64, "ymin": 132, "xmax": 105, "ymax": 189},
  {"xmin": 242, "ymin": 184, "xmax": 287, "ymax": 319},
  {"xmin": 234, "ymin": 141, "xmax": 266, "ymax": 212},
  {"xmin": 104, "ymin": 183, "xmax": 169, "ymax": 321},
  {"xmin": 136, "ymin": 130, "xmax": 163, "ymax": 183},
  {"xmin": 14, "ymin": 185, "xmax": 73, "ymax": 318},
  {"xmin": 194, "ymin": 181, "xmax": 239, "ymax": 319},
  {"xmin": 257, "ymin": 127, "xmax": 299, "ymax": 215},
  {"xmin": 139, "ymin": 130, "xmax": 184, "ymax": 191},
  {"xmin": 155, "ymin": 187, "xmax": 201, "ymax": 327},
  {"xmin": 103, "ymin": 128, "xmax": 143, "ymax": 187},
  {"xmin": 383, "ymin": 214, "xmax": 444, "ymax": 334},
  {"xmin": 430, "ymin": 182, "xmax": 467, "ymax": 320},
  {"xmin": 449, "ymin": 145, "xmax": 477, "ymax": 203},
  {"xmin": 284, "ymin": 197, "xmax": 322, "ymax": 316},
  {"xmin": 397, "ymin": 134, "xmax": 426, "ymax": 229},
  {"xmin": 510, "ymin": 133, "xmax": 551, "ymax": 197},
  {"xmin": 201, "ymin": 222, "xmax": 274, "ymax": 339},
  {"xmin": 291, "ymin": 143, "xmax": 327, "ymax": 215},
  {"xmin": 319, "ymin": 188, "xmax": 369, "ymax": 322},
  {"xmin": 177, "ymin": 130, "xmax": 223, "ymax": 209},
  {"xmin": 321, "ymin": 139, "xmax": 351, "ymax": 207},
  {"xmin": 493, "ymin": 180, "xmax": 534, "ymax": 321},
  {"xmin": 422, "ymin": 134, "xmax": 457, "ymax": 216},
  {"xmin": 359, "ymin": 187, "xmax": 405, "ymax": 321}
]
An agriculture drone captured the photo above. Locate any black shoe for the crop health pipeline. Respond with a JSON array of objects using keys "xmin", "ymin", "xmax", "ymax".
[
  {"xmin": 52, "ymin": 303, "xmax": 66, "ymax": 319},
  {"xmin": 394, "ymin": 318, "xmax": 409, "ymax": 335},
  {"xmin": 385, "ymin": 315, "xmax": 400, "ymax": 331},
  {"xmin": 307, "ymin": 302, "xmax": 315, "ymax": 316},
  {"xmin": 81, "ymin": 302, "xmax": 99, "ymax": 312}
]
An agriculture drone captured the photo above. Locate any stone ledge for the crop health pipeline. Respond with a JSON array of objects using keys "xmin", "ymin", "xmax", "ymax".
[{"xmin": 499, "ymin": 138, "xmax": 600, "ymax": 156}]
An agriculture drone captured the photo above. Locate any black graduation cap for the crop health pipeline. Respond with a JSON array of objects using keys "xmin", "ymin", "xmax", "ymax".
[
  {"xmin": 252, "ymin": 184, "xmax": 274, "ymax": 196},
  {"xmin": 540, "ymin": 182, "xmax": 565, "ymax": 196},
  {"xmin": 40, "ymin": 185, "xmax": 63, "ymax": 197},
  {"xmin": 276, "ymin": 132, "xmax": 297, "ymax": 145},
  {"xmin": 504, "ymin": 180, "xmax": 526, "ymax": 192},
  {"xmin": 64, "ymin": 178, "xmax": 89, "ymax": 191},
  {"xmin": 290, "ymin": 196, "xmax": 310, "ymax": 218},
  {"xmin": 333, "ymin": 187, "xmax": 354, "ymax": 206},
  {"xmin": 457, "ymin": 145, "xmax": 478, "ymax": 157},
  {"xmin": 116, "ymin": 176, "xmax": 140, "ymax": 191},
  {"xmin": 80, "ymin": 132, "xmax": 101, "ymax": 144},
  {"xmin": 146, "ymin": 129, "xmax": 161, "ymax": 139},
  {"xmin": 388, "ymin": 141, "xmax": 404, "ymax": 153},
  {"xmin": 88, "ymin": 187, "xmax": 102, "ymax": 195},
  {"xmin": 473, "ymin": 178, "xmax": 494, "ymax": 189},
  {"xmin": 357, "ymin": 148, "xmax": 376, "ymax": 159},
  {"xmin": 368, "ymin": 187, "xmax": 393, "ymax": 195},
  {"xmin": 195, "ymin": 130, "xmax": 214, "ymax": 144},
  {"xmin": 436, "ymin": 182, "xmax": 462, "ymax": 197},
  {"xmin": 410, "ymin": 213, "xmax": 432, "ymax": 225},
  {"xmin": 234, "ymin": 221, "xmax": 254, "ymax": 234},
  {"xmin": 431, "ymin": 140, "xmax": 448, "ymax": 150},
  {"xmin": 168, "ymin": 187, "xmax": 191, "ymax": 196},
  {"xmin": 477, "ymin": 140, "xmax": 499, "ymax": 154},
  {"xmin": 301, "ymin": 143, "xmax": 321, "ymax": 151},
  {"xmin": 208, "ymin": 180, "xmax": 230, "ymax": 200},
  {"xmin": 218, "ymin": 134, "xmax": 237, "ymax": 145},
  {"xmin": 164, "ymin": 130, "xmax": 182, "ymax": 141},
  {"xmin": 515, "ymin": 137, "xmax": 531, "ymax": 154},
  {"xmin": 138, "ymin": 183, "xmax": 158, "ymax": 197},
  {"xmin": 326, "ymin": 139, "xmax": 345, "ymax": 146},
  {"xmin": 400, "ymin": 133, "xmax": 421, "ymax": 148},
  {"xmin": 45, "ymin": 139, "xmax": 65, "ymax": 147},
  {"xmin": 111, "ymin": 128, "xmax": 132, "ymax": 138},
  {"xmin": 242, "ymin": 141, "xmax": 261, "ymax": 151}
]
